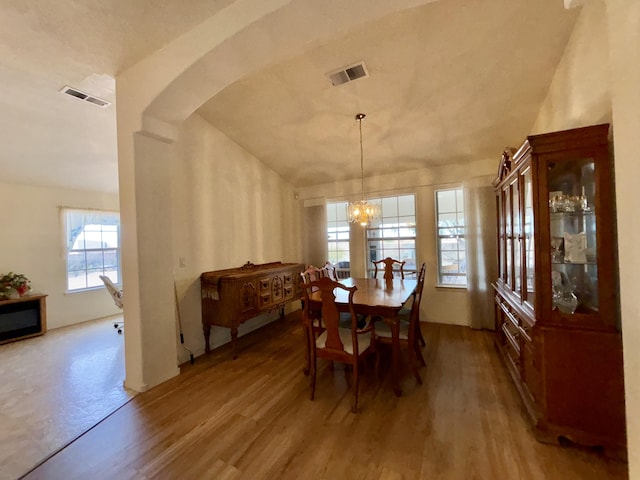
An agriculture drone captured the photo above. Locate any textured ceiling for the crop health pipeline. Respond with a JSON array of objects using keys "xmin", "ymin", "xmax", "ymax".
[
  {"xmin": 198, "ymin": 0, "xmax": 579, "ymax": 187},
  {"xmin": 0, "ymin": 0, "xmax": 578, "ymax": 193},
  {"xmin": 0, "ymin": 0, "xmax": 234, "ymax": 193}
]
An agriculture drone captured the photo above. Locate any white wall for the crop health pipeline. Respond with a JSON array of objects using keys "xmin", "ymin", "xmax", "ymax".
[
  {"xmin": 532, "ymin": 0, "xmax": 612, "ymax": 133},
  {"xmin": 605, "ymin": 0, "xmax": 640, "ymax": 476},
  {"xmin": 170, "ymin": 114, "xmax": 303, "ymax": 363},
  {"xmin": 0, "ymin": 182, "xmax": 121, "ymax": 329}
]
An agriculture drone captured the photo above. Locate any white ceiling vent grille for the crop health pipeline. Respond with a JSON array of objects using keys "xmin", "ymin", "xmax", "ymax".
[
  {"xmin": 327, "ymin": 61, "xmax": 369, "ymax": 86},
  {"xmin": 60, "ymin": 86, "xmax": 111, "ymax": 108}
]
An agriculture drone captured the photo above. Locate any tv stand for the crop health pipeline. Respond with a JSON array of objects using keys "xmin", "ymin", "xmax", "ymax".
[{"xmin": 0, "ymin": 294, "xmax": 47, "ymax": 344}]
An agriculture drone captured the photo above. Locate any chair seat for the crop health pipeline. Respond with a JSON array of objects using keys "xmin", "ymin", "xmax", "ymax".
[
  {"xmin": 316, "ymin": 328, "xmax": 372, "ymax": 355},
  {"xmin": 375, "ymin": 318, "xmax": 410, "ymax": 340}
]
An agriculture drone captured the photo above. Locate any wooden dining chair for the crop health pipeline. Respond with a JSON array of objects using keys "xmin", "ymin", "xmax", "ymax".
[
  {"xmin": 415, "ymin": 263, "xmax": 427, "ymax": 347},
  {"xmin": 300, "ymin": 265, "xmax": 325, "ymax": 286},
  {"xmin": 402, "ymin": 262, "xmax": 427, "ymax": 348},
  {"xmin": 321, "ymin": 261, "xmax": 338, "ymax": 281},
  {"xmin": 374, "ymin": 270, "xmax": 425, "ymax": 385},
  {"xmin": 372, "ymin": 257, "xmax": 405, "ymax": 280},
  {"xmin": 299, "ymin": 265, "xmax": 325, "ymax": 374},
  {"xmin": 301, "ymin": 276, "xmax": 375, "ymax": 413},
  {"xmin": 299, "ymin": 265, "xmax": 370, "ymax": 375},
  {"xmin": 335, "ymin": 261, "xmax": 351, "ymax": 279}
]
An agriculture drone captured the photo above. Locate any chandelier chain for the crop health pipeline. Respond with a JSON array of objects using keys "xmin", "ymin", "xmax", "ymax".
[
  {"xmin": 348, "ymin": 113, "xmax": 377, "ymax": 227},
  {"xmin": 358, "ymin": 115, "xmax": 364, "ymax": 200}
]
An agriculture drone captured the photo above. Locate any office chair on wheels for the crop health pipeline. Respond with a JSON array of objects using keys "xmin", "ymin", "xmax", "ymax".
[{"xmin": 99, "ymin": 275, "xmax": 124, "ymax": 334}]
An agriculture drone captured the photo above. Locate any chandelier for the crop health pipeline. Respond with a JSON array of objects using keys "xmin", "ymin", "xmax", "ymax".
[{"xmin": 348, "ymin": 113, "xmax": 378, "ymax": 227}]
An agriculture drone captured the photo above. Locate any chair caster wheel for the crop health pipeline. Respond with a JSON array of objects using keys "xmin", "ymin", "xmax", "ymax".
[{"xmin": 117, "ymin": 329, "xmax": 123, "ymax": 334}]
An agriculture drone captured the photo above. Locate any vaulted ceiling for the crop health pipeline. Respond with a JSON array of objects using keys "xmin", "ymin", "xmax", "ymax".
[{"xmin": 0, "ymin": 0, "xmax": 578, "ymax": 193}]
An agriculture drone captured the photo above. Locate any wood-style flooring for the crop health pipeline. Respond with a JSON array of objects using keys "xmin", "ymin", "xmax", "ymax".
[{"xmin": 22, "ymin": 311, "xmax": 628, "ymax": 480}]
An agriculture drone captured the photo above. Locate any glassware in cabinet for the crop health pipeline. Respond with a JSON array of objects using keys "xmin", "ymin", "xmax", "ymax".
[{"xmin": 547, "ymin": 158, "xmax": 598, "ymax": 315}]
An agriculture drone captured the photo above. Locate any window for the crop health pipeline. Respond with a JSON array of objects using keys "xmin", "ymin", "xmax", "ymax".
[
  {"xmin": 64, "ymin": 208, "xmax": 121, "ymax": 292},
  {"xmin": 326, "ymin": 201, "xmax": 351, "ymax": 278},
  {"xmin": 366, "ymin": 194, "xmax": 417, "ymax": 278},
  {"xmin": 435, "ymin": 188, "xmax": 466, "ymax": 286}
]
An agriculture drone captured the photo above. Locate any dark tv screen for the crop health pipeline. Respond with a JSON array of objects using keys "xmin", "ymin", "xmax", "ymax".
[{"xmin": 0, "ymin": 300, "xmax": 41, "ymax": 341}]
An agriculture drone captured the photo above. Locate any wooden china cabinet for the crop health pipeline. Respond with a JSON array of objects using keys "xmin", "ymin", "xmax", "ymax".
[{"xmin": 492, "ymin": 124, "xmax": 625, "ymax": 457}]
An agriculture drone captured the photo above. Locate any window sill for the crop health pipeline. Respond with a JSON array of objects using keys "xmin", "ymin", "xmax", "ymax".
[
  {"xmin": 435, "ymin": 284, "xmax": 468, "ymax": 290},
  {"xmin": 65, "ymin": 286, "xmax": 106, "ymax": 295}
]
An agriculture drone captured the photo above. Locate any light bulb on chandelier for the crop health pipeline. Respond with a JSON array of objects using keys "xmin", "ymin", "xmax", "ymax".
[{"xmin": 348, "ymin": 113, "xmax": 379, "ymax": 227}]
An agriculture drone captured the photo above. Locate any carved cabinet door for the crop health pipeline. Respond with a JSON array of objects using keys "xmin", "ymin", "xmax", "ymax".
[{"xmin": 240, "ymin": 281, "xmax": 256, "ymax": 312}]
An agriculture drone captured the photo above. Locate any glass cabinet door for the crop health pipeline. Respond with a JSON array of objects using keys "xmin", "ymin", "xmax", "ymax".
[
  {"xmin": 504, "ymin": 185, "xmax": 512, "ymax": 289},
  {"xmin": 522, "ymin": 166, "xmax": 535, "ymax": 308},
  {"xmin": 497, "ymin": 194, "xmax": 505, "ymax": 283},
  {"xmin": 511, "ymin": 178, "xmax": 522, "ymax": 297},
  {"xmin": 547, "ymin": 158, "xmax": 598, "ymax": 315}
]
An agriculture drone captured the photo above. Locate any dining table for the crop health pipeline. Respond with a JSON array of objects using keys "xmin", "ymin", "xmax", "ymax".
[{"xmin": 309, "ymin": 276, "xmax": 417, "ymax": 397}]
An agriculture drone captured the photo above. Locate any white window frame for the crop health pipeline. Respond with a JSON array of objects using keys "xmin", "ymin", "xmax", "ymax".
[
  {"xmin": 326, "ymin": 201, "xmax": 351, "ymax": 278},
  {"xmin": 63, "ymin": 208, "xmax": 121, "ymax": 292},
  {"xmin": 365, "ymin": 194, "xmax": 418, "ymax": 278},
  {"xmin": 435, "ymin": 187, "xmax": 467, "ymax": 287}
]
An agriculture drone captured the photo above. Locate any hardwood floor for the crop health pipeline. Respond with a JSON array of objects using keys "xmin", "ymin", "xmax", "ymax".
[{"xmin": 22, "ymin": 311, "xmax": 628, "ymax": 480}]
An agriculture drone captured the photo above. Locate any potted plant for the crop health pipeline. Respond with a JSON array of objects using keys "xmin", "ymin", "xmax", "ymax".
[{"xmin": 0, "ymin": 272, "xmax": 32, "ymax": 300}]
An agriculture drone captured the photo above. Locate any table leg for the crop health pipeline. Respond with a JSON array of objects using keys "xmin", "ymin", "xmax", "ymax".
[{"xmin": 386, "ymin": 316, "xmax": 402, "ymax": 397}]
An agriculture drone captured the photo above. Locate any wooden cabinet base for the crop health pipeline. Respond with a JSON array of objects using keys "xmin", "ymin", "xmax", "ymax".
[
  {"xmin": 495, "ymin": 289, "xmax": 626, "ymax": 460},
  {"xmin": 536, "ymin": 326, "xmax": 626, "ymax": 460},
  {"xmin": 494, "ymin": 338, "xmax": 538, "ymax": 424},
  {"xmin": 533, "ymin": 421, "xmax": 627, "ymax": 462}
]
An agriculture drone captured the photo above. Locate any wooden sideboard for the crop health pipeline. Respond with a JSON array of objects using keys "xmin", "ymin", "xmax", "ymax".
[
  {"xmin": 0, "ymin": 294, "xmax": 47, "ymax": 344},
  {"xmin": 201, "ymin": 261, "xmax": 305, "ymax": 358}
]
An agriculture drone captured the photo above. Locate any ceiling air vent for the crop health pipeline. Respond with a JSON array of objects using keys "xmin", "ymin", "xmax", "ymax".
[
  {"xmin": 60, "ymin": 86, "xmax": 111, "ymax": 108},
  {"xmin": 327, "ymin": 61, "xmax": 369, "ymax": 86}
]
